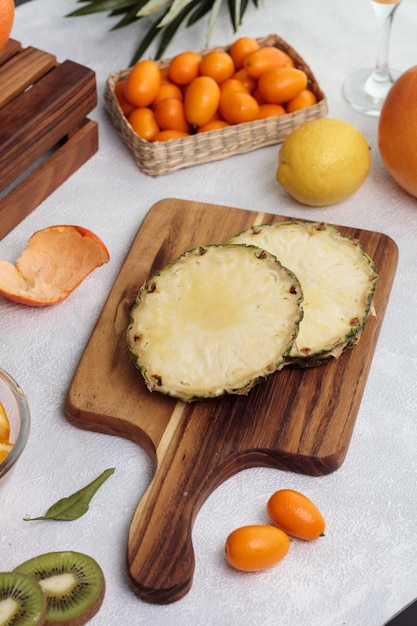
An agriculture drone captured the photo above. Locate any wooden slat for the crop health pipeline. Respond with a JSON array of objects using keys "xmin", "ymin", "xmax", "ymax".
[
  {"xmin": 0, "ymin": 60, "xmax": 97, "ymax": 190},
  {"xmin": 0, "ymin": 119, "xmax": 98, "ymax": 240},
  {"xmin": 0, "ymin": 39, "xmax": 22, "ymax": 65},
  {"xmin": 0, "ymin": 47, "xmax": 57, "ymax": 109}
]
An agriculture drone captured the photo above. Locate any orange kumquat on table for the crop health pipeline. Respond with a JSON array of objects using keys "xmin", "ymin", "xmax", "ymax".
[
  {"xmin": 224, "ymin": 525, "xmax": 290, "ymax": 572},
  {"xmin": 267, "ymin": 489, "xmax": 326, "ymax": 541}
]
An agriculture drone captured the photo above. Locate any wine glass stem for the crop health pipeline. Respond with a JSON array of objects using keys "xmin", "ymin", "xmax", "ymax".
[{"xmin": 372, "ymin": 5, "xmax": 399, "ymax": 83}]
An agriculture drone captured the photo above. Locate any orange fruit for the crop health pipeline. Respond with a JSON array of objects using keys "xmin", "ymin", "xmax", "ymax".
[
  {"xmin": 233, "ymin": 69, "xmax": 257, "ymax": 93},
  {"xmin": 197, "ymin": 119, "xmax": 229, "ymax": 133},
  {"xmin": 0, "ymin": 401, "xmax": 10, "ymax": 443},
  {"xmin": 286, "ymin": 88, "xmax": 317, "ymax": 112},
  {"xmin": 256, "ymin": 103, "xmax": 286, "ymax": 119},
  {"xmin": 153, "ymin": 97, "xmax": 190, "ymax": 133},
  {"xmin": 252, "ymin": 87, "xmax": 266, "ymax": 105},
  {"xmin": 114, "ymin": 80, "xmax": 135, "ymax": 116},
  {"xmin": 168, "ymin": 51, "xmax": 202, "ymax": 85},
  {"xmin": 225, "ymin": 525, "xmax": 290, "ymax": 572},
  {"xmin": 0, "ymin": 441, "xmax": 13, "ymax": 464},
  {"xmin": 229, "ymin": 37, "xmax": 260, "ymax": 70},
  {"xmin": 154, "ymin": 129, "xmax": 189, "ymax": 141},
  {"xmin": 244, "ymin": 46, "xmax": 292, "ymax": 79},
  {"xmin": 184, "ymin": 76, "xmax": 221, "ymax": 127},
  {"xmin": 0, "ymin": 225, "xmax": 109, "ymax": 306},
  {"xmin": 267, "ymin": 489, "xmax": 326, "ymax": 541},
  {"xmin": 378, "ymin": 65, "xmax": 417, "ymax": 198},
  {"xmin": 152, "ymin": 82, "xmax": 183, "ymax": 107},
  {"xmin": 128, "ymin": 107, "xmax": 160, "ymax": 141},
  {"xmin": 0, "ymin": 0, "xmax": 14, "ymax": 53},
  {"xmin": 258, "ymin": 67, "xmax": 308, "ymax": 104},
  {"xmin": 219, "ymin": 78, "xmax": 249, "ymax": 94},
  {"xmin": 219, "ymin": 90, "xmax": 259, "ymax": 124},
  {"xmin": 124, "ymin": 59, "xmax": 161, "ymax": 107},
  {"xmin": 199, "ymin": 50, "xmax": 235, "ymax": 84}
]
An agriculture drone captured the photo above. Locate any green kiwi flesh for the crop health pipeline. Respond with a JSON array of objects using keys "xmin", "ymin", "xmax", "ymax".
[
  {"xmin": 14, "ymin": 551, "xmax": 105, "ymax": 626},
  {"xmin": 0, "ymin": 571, "xmax": 46, "ymax": 625}
]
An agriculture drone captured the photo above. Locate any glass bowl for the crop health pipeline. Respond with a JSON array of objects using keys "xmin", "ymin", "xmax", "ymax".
[{"xmin": 0, "ymin": 368, "xmax": 30, "ymax": 480}]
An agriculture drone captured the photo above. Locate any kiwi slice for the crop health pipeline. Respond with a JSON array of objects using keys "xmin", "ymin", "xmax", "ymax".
[
  {"xmin": 14, "ymin": 551, "xmax": 105, "ymax": 626},
  {"xmin": 0, "ymin": 571, "xmax": 46, "ymax": 625}
]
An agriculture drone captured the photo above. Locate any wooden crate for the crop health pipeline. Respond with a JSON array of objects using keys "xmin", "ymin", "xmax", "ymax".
[{"xmin": 0, "ymin": 40, "xmax": 98, "ymax": 239}]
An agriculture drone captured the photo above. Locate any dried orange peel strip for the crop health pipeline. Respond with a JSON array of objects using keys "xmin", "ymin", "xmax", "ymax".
[{"xmin": 0, "ymin": 225, "xmax": 109, "ymax": 306}]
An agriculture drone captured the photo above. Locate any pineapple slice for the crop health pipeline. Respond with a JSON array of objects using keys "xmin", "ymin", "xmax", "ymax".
[
  {"xmin": 229, "ymin": 221, "xmax": 378, "ymax": 366},
  {"xmin": 127, "ymin": 244, "xmax": 303, "ymax": 401}
]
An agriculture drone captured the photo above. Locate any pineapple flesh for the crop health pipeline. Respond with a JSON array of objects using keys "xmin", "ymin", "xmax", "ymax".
[
  {"xmin": 127, "ymin": 244, "xmax": 303, "ymax": 401},
  {"xmin": 229, "ymin": 221, "xmax": 378, "ymax": 366}
]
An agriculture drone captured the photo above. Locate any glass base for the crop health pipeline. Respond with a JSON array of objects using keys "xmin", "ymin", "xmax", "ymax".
[{"xmin": 343, "ymin": 67, "xmax": 401, "ymax": 116}]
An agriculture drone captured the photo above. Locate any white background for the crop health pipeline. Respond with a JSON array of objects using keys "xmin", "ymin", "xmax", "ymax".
[{"xmin": 2, "ymin": 1, "xmax": 417, "ymax": 624}]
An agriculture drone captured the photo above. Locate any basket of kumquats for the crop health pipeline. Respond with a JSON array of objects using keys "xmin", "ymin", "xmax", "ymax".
[{"xmin": 104, "ymin": 34, "xmax": 328, "ymax": 176}]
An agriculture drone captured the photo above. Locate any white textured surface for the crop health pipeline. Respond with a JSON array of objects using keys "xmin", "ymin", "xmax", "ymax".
[{"xmin": 1, "ymin": 1, "xmax": 417, "ymax": 624}]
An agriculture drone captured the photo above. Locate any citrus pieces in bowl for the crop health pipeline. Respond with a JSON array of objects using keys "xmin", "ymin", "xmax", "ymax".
[
  {"xmin": 0, "ymin": 401, "xmax": 13, "ymax": 464},
  {"xmin": 0, "ymin": 225, "xmax": 109, "ymax": 306}
]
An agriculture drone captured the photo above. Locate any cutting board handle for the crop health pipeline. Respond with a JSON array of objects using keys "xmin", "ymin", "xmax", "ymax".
[{"xmin": 127, "ymin": 402, "xmax": 209, "ymax": 604}]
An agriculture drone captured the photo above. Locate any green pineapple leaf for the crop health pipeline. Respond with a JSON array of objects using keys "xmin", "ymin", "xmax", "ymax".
[{"xmin": 66, "ymin": 0, "xmax": 263, "ymax": 63}]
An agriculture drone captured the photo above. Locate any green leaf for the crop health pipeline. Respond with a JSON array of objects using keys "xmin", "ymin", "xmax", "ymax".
[
  {"xmin": 205, "ymin": 0, "xmax": 223, "ymax": 45},
  {"xmin": 66, "ymin": 0, "xmax": 262, "ymax": 61},
  {"xmin": 153, "ymin": 0, "xmax": 201, "ymax": 58},
  {"xmin": 156, "ymin": 0, "xmax": 196, "ymax": 27},
  {"xmin": 136, "ymin": 0, "xmax": 172, "ymax": 17},
  {"xmin": 24, "ymin": 468, "xmax": 115, "ymax": 521},
  {"xmin": 67, "ymin": 1, "xmax": 140, "ymax": 17}
]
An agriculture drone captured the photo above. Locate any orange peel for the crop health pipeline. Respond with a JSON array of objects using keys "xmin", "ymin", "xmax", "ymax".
[{"xmin": 0, "ymin": 225, "xmax": 109, "ymax": 306}]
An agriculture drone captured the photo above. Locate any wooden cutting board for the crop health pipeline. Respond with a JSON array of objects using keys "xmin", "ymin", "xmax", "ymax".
[{"xmin": 65, "ymin": 198, "xmax": 398, "ymax": 604}]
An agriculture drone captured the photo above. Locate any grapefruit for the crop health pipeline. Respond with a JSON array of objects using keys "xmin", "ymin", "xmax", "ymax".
[
  {"xmin": 378, "ymin": 66, "xmax": 417, "ymax": 198},
  {"xmin": 0, "ymin": 0, "xmax": 14, "ymax": 52}
]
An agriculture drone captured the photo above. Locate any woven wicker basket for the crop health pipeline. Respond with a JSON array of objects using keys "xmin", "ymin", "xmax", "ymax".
[{"xmin": 104, "ymin": 34, "xmax": 328, "ymax": 176}]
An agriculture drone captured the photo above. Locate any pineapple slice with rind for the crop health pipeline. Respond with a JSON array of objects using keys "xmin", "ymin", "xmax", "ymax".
[
  {"xmin": 127, "ymin": 244, "xmax": 303, "ymax": 401},
  {"xmin": 229, "ymin": 221, "xmax": 378, "ymax": 366}
]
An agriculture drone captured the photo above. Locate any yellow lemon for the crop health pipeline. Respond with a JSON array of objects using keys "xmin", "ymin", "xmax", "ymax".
[{"xmin": 276, "ymin": 118, "xmax": 371, "ymax": 206}]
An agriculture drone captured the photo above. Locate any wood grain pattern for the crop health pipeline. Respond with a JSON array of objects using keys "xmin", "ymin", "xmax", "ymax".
[
  {"xmin": 0, "ymin": 40, "xmax": 98, "ymax": 239},
  {"xmin": 0, "ymin": 60, "xmax": 96, "ymax": 189},
  {"xmin": 0, "ymin": 119, "xmax": 98, "ymax": 240},
  {"xmin": 65, "ymin": 198, "xmax": 398, "ymax": 604}
]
